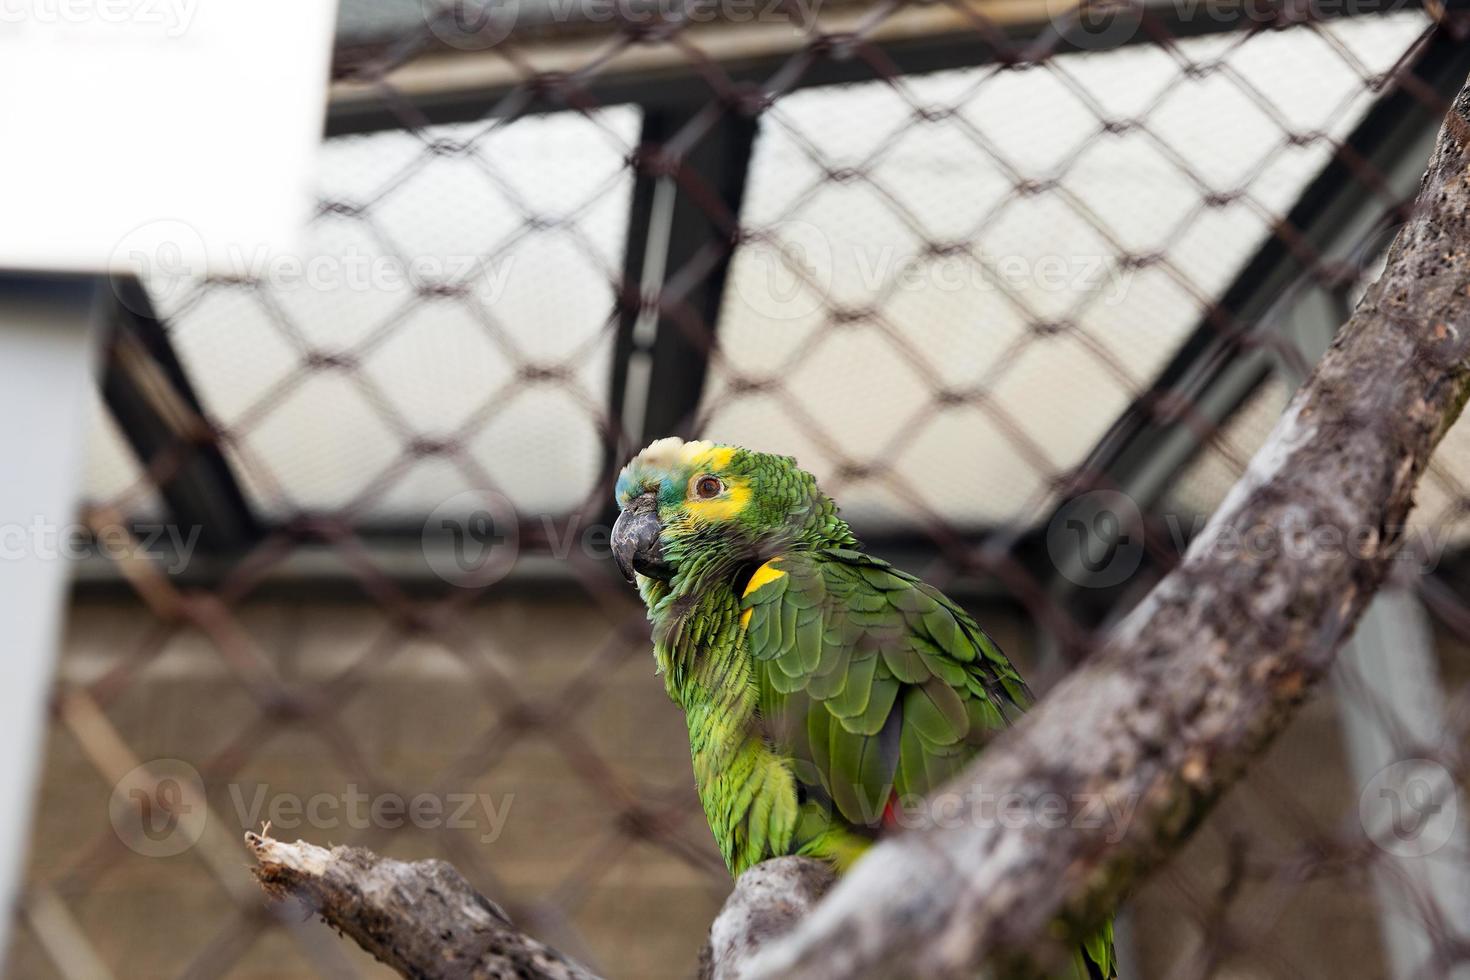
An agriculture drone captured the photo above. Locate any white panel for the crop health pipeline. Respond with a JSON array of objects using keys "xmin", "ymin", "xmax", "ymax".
[
  {"xmin": 0, "ymin": 2, "xmax": 336, "ymax": 274},
  {"xmin": 0, "ymin": 279, "xmax": 98, "ymax": 960}
]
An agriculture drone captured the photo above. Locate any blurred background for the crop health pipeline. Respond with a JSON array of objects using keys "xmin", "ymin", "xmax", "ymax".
[{"xmin": 6, "ymin": 1, "xmax": 1470, "ymax": 977}]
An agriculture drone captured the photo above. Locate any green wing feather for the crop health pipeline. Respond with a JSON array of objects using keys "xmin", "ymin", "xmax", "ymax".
[
  {"xmin": 742, "ymin": 548, "xmax": 1113, "ymax": 980},
  {"xmin": 742, "ymin": 548, "xmax": 1030, "ymax": 827}
]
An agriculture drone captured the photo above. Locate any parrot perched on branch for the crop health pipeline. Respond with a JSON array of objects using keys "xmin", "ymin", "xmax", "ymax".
[{"xmin": 613, "ymin": 438, "xmax": 1116, "ymax": 979}]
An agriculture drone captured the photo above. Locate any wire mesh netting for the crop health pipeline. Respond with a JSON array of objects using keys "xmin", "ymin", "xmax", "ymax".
[{"xmin": 11, "ymin": 2, "xmax": 1470, "ymax": 978}]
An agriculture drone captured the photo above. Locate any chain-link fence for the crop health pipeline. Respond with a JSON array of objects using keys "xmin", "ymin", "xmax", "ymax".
[{"xmin": 8, "ymin": 1, "xmax": 1470, "ymax": 977}]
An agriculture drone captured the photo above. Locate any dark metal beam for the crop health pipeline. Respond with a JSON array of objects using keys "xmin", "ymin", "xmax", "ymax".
[
  {"xmin": 603, "ymin": 109, "xmax": 666, "ymax": 484},
  {"xmin": 67, "ymin": 519, "xmax": 1033, "ymax": 608},
  {"xmin": 100, "ymin": 279, "xmax": 261, "ymax": 552},
  {"xmin": 634, "ymin": 107, "xmax": 757, "ymax": 443},
  {"xmin": 600, "ymin": 106, "xmax": 757, "ymax": 527},
  {"xmin": 325, "ymin": 1, "xmax": 1428, "ymax": 137}
]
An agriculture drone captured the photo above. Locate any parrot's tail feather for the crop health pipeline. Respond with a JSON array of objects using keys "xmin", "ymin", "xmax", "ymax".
[{"xmin": 1078, "ymin": 919, "xmax": 1118, "ymax": 979}]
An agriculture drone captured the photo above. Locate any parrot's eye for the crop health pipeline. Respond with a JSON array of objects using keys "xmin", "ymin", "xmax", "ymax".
[{"xmin": 694, "ymin": 475, "xmax": 723, "ymax": 499}]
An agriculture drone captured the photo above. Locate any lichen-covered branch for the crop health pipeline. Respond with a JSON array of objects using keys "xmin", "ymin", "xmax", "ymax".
[
  {"xmin": 738, "ymin": 84, "xmax": 1470, "ymax": 979},
  {"xmin": 245, "ymin": 832, "xmax": 598, "ymax": 980}
]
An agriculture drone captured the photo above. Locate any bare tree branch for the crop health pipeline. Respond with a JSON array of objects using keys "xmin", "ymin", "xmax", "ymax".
[
  {"xmin": 245, "ymin": 832, "xmax": 598, "ymax": 980},
  {"xmin": 739, "ymin": 83, "xmax": 1470, "ymax": 980},
  {"xmin": 247, "ymin": 832, "xmax": 830, "ymax": 980},
  {"xmin": 699, "ymin": 857, "xmax": 836, "ymax": 980}
]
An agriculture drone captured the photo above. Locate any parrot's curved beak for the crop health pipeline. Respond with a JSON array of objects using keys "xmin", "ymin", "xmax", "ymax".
[{"xmin": 612, "ymin": 493, "xmax": 672, "ymax": 582}]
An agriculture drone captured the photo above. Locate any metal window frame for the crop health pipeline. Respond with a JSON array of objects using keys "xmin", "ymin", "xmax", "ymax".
[{"xmin": 101, "ymin": 279, "xmax": 261, "ymax": 552}]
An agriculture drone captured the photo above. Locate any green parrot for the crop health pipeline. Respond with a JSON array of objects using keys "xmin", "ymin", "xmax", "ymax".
[{"xmin": 613, "ymin": 438, "xmax": 1115, "ymax": 979}]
